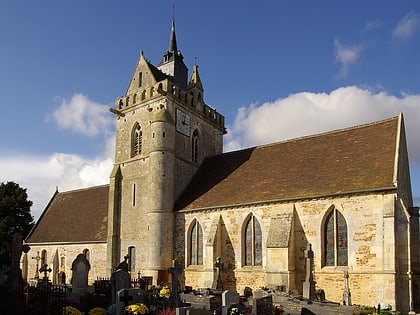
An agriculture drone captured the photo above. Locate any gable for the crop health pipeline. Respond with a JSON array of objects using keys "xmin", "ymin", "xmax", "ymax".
[
  {"xmin": 25, "ymin": 185, "xmax": 109, "ymax": 244},
  {"xmin": 176, "ymin": 116, "xmax": 400, "ymax": 211}
]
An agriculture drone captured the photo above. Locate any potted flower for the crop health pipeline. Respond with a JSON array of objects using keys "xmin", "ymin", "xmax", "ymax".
[
  {"xmin": 159, "ymin": 286, "xmax": 171, "ymax": 297},
  {"xmin": 124, "ymin": 303, "xmax": 149, "ymax": 315}
]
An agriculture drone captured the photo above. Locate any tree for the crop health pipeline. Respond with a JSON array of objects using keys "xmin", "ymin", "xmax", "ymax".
[{"xmin": 0, "ymin": 181, "xmax": 34, "ymax": 265}]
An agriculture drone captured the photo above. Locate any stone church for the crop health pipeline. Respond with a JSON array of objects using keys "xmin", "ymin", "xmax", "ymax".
[{"xmin": 24, "ymin": 20, "xmax": 420, "ymax": 312}]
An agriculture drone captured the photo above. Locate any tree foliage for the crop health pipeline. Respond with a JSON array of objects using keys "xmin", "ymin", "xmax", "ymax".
[{"xmin": 0, "ymin": 181, "xmax": 34, "ymax": 264}]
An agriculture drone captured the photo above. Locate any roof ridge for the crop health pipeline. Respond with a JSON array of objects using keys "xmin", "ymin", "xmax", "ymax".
[
  {"xmin": 254, "ymin": 115, "xmax": 399, "ymax": 150},
  {"xmin": 57, "ymin": 184, "xmax": 109, "ymax": 195}
]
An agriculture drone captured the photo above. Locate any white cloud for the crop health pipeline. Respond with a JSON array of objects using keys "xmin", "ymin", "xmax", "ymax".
[
  {"xmin": 0, "ymin": 151, "xmax": 114, "ymax": 221},
  {"xmin": 51, "ymin": 93, "xmax": 113, "ymax": 136},
  {"xmin": 392, "ymin": 11, "xmax": 420, "ymax": 40},
  {"xmin": 225, "ymin": 86, "xmax": 420, "ymax": 166},
  {"xmin": 365, "ymin": 19, "xmax": 382, "ymax": 32},
  {"xmin": 334, "ymin": 38, "xmax": 363, "ymax": 78}
]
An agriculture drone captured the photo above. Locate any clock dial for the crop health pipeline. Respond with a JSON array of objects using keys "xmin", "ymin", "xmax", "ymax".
[{"xmin": 176, "ymin": 109, "xmax": 190, "ymax": 136}]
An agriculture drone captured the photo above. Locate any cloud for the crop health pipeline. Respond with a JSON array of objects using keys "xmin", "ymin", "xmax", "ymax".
[
  {"xmin": 334, "ymin": 38, "xmax": 363, "ymax": 78},
  {"xmin": 0, "ymin": 152, "xmax": 114, "ymax": 220},
  {"xmin": 51, "ymin": 93, "xmax": 113, "ymax": 136},
  {"xmin": 364, "ymin": 19, "xmax": 382, "ymax": 32},
  {"xmin": 225, "ymin": 86, "xmax": 420, "ymax": 164},
  {"xmin": 392, "ymin": 11, "xmax": 420, "ymax": 40}
]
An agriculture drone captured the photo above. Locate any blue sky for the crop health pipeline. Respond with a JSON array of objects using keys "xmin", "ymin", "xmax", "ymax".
[{"xmin": 1, "ymin": 1, "xmax": 420, "ymax": 219}]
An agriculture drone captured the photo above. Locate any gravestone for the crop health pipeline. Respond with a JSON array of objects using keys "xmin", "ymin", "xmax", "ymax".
[
  {"xmin": 71, "ymin": 253, "xmax": 91, "ymax": 294},
  {"xmin": 212, "ymin": 256, "xmax": 224, "ymax": 290},
  {"xmin": 116, "ymin": 288, "xmax": 144, "ymax": 315},
  {"xmin": 343, "ymin": 271, "xmax": 351, "ymax": 306},
  {"xmin": 222, "ymin": 290, "xmax": 240, "ymax": 307},
  {"xmin": 302, "ymin": 243, "xmax": 315, "ymax": 300},
  {"xmin": 111, "ymin": 268, "xmax": 130, "ymax": 304},
  {"xmin": 252, "ymin": 295, "xmax": 272, "ymax": 315}
]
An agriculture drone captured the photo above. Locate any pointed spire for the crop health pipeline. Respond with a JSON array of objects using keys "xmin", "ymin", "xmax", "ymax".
[
  {"xmin": 168, "ymin": 19, "xmax": 178, "ymax": 53},
  {"xmin": 188, "ymin": 63, "xmax": 203, "ymax": 90}
]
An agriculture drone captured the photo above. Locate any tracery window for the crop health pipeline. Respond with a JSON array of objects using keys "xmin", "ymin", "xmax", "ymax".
[
  {"xmin": 189, "ymin": 220, "xmax": 203, "ymax": 265},
  {"xmin": 244, "ymin": 215, "xmax": 262, "ymax": 266},
  {"xmin": 192, "ymin": 129, "xmax": 199, "ymax": 163},
  {"xmin": 131, "ymin": 123, "xmax": 142, "ymax": 157},
  {"xmin": 324, "ymin": 208, "xmax": 348, "ymax": 266}
]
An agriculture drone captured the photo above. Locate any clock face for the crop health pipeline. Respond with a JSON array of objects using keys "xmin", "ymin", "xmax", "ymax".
[{"xmin": 176, "ymin": 109, "xmax": 190, "ymax": 136}]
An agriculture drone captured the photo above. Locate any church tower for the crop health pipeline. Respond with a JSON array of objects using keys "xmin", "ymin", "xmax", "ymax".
[{"xmin": 106, "ymin": 20, "xmax": 226, "ymax": 283}]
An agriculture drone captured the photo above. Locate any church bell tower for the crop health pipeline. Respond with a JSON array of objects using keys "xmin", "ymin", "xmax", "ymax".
[{"xmin": 106, "ymin": 20, "xmax": 226, "ymax": 283}]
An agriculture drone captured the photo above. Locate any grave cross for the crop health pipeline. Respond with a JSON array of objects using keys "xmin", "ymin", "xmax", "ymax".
[
  {"xmin": 120, "ymin": 289, "xmax": 134, "ymax": 308},
  {"xmin": 168, "ymin": 259, "xmax": 182, "ymax": 306},
  {"xmin": 39, "ymin": 263, "xmax": 52, "ymax": 284},
  {"xmin": 31, "ymin": 251, "xmax": 41, "ymax": 279}
]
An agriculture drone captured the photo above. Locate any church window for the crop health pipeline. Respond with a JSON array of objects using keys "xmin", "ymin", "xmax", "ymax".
[
  {"xmin": 141, "ymin": 90, "xmax": 146, "ymax": 100},
  {"xmin": 138, "ymin": 72, "xmax": 142, "ymax": 87},
  {"xmin": 189, "ymin": 220, "xmax": 203, "ymax": 265},
  {"xmin": 192, "ymin": 130, "xmax": 199, "ymax": 163},
  {"xmin": 324, "ymin": 208, "xmax": 348, "ymax": 266},
  {"xmin": 126, "ymin": 96, "xmax": 130, "ymax": 107},
  {"xmin": 128, "ymin": 246, "xmax": 136, "ymax": 272},
  {"xmin": 131, "ymin": 123, "xmax": 142, "ymax": 157},
  {"xmin": 83, "ymin": 248, "xmax": 90, "ymax": 261},
  {"xmin": 133, "ymin": 94, "xmax": 137, "ymax": 104},
  {"xmin": 244, "ymin": 215, "xmax": 262, "ymax": 266},
  {"xmin": 41, "ymin": 249, "xmax": 47, "ymax": 266},
  {"xmin": 132, "ymin": 183, "xmax": 136, "ymax": 206},
  {"xmin": 150, "ymin": 87, "xmax": 155, "ymax": 97}
]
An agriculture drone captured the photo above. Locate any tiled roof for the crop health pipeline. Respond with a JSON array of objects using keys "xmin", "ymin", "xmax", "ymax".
[
  {"xmin": 175, "ymin": 117, "xmax": 400, "ymax": 211},
  {"xmin": 25, "ymin": 185, "xmax": 109, "ymax": 244}
]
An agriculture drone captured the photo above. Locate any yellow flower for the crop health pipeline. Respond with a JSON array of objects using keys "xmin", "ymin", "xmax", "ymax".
[
  {"xmin": 88, "ymin": 307, "xmax": 107, "ymax": 315},
  {"xmin": 160, "ymin": 286, "xmax": 171, "ymax": 296},
  {"xmin": 125, "ymin": 303, "xmax": 149, "ymax": 315},
  {"xmin": 62, "ymin": 306, "xmax": 82, "ymax": 315}
]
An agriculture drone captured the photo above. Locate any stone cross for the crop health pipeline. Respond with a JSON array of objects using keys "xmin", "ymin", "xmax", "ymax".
[
  {"xmin": 343, "ymin": 271, "xmax": 352, "ymax": 305},
  {"xmin": 168, "ymin": 259, "xmax": 182, "ymax": 307},
  {"xmin": 39, "ymin": 263, "xmax": 52, "ymax": 283},
  {"xmin": 31, "ymin": 251, "xmax": 41, "ymax": 279},
  {"xmin": 302, "ymin": 243, "xmax": 315, "ymax": 300},
  {"xmin": 213, "ymin": 256, "xmax": 224, "ymax": 290}
]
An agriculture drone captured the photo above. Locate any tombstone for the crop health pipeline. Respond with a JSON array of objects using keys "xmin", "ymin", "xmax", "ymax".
[
  {"xmin": 222, "ymin": 290, "xmax": 240, "ymax": 307},
  {"xmin": 116, "ymin": 288, "xmax": 144, "ymax": 315},
  {"xmin": 302, "ymin": 243, "xmax": 315, "ymax": 300},
  {"xmin": 111, "ymin": 268, "xmax": 130, "ymax": 304},
  {"xmin": 212, "ymin": 256, "xmax": 224, "ymax": 290},
  {"xmin": 71, "ymin": 253, "xmax": 91, "ymax": 294},
  {"xmin": 168, "ymin": 259, "xmax": 183, "ymax": 307},
  {"xmin": 342, "ymin": 271, "xmax": 351, "ymax": 306},
  {"xmin": 252, "ymin": 295, "xmax": 273, "ymax": 315}
]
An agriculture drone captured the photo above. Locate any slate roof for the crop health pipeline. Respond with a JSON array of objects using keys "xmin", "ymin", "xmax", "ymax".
[
  {"xmin": 25, "ymin": 185, "xmax": 109, "ymax": 244},
  {"xmin": 175, "ymin": 116, "xmax": 400, "ymax": 211}
]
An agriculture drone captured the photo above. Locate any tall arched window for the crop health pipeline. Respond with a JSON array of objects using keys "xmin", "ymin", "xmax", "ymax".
[
  {"xmin": 244, "ymin": 215, "xmax": 262, "ymax": 266},
  {"xmin": 131, "ymin": 123, "xmax": 142, "ymax": 157},
  {"xmin": 324, "ymin": 208, "xmax": 348, "ymax": 266},
  {"xmin": 41, "ymin": 249, "xmax": 47, "ymax": 266},
  {"xmin": 192, "ymin": 130, "xmax": 199, "ymax": 163},
  {"xmin": 189, "ymin": 220, "xmax": 203, "ymax": 265}
]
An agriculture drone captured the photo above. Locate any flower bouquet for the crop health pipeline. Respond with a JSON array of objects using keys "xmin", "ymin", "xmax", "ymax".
[{"xmin": 124, "ymin": 303, "xmax": 149, "ymax": 315}]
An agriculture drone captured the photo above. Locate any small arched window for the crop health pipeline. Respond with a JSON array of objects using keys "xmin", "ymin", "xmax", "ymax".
[
  {"xmin": 131, "ymin": 123, "xmax": 142, "ymax": 157},
  {"xmin": 192, "ymin": 130, "xmax": 199, "ymax": 163},
  {"xmin": 189, "ymin": 220, "xmax": 203, "ymax": 265},
  {"xmin": 244, "ymin": 215, "xmax": 262, "ymax": 266},
  {"xmin": 324, "ymin": 208, "xmax": 348, "ymax": 266},
  {"xmin": 83, "ymin": 248, "xmax": 90, "ymax": 261}
]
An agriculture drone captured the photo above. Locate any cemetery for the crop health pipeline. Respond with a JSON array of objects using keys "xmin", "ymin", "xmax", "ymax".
[{"xmin": 0, "ymin": 240, "xmax": 400, "ymax": 315}]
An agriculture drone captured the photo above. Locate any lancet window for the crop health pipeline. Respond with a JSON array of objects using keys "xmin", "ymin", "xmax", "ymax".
[
  {"xmin": 131, "ymin": 123, "xmax": 142, "ymax": 157},
  {"xmin": 244, "ymin": 215, "xmax": 262, "ymax": 266},
  {"xmin": 192, "ymin": 129, "xmax": 199, "ymax": 163},
  {"xmin": 189, "ymin": 220, "xmax": 203, "ymax": 265},
  {"xmin": 324, "ymin": 208, "xmax": 348, "ymax": 266}
]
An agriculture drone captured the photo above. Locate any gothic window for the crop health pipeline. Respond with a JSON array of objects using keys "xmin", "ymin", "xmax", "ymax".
[
  {"xmin": 128, "ymin": 246, "xmax": 136, "ymax": 272},
  {"xmin": 131, "ymin": 123, "xmax": 142, "ymax": 157},
  {"xmin": 192, "ymin": 130, "xmax": 199, "ymax": 163},
  {"xmin": 324, "ymin": 208, "xmax": 348, "ymax": 266},
  {"xmin": 41, "ymin": 249, "xmax": 47, "ymax": 266},
  {"xmin": 189, "ymin": 220, "xmax": 203, "ymax": 265},
  {"xmin": 244, "ymin": 215, "xmax": 262, "ymax": 266},
  {"xmin": 83, "ymin": 248, "xmax": 90, "ymax": 261}
]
